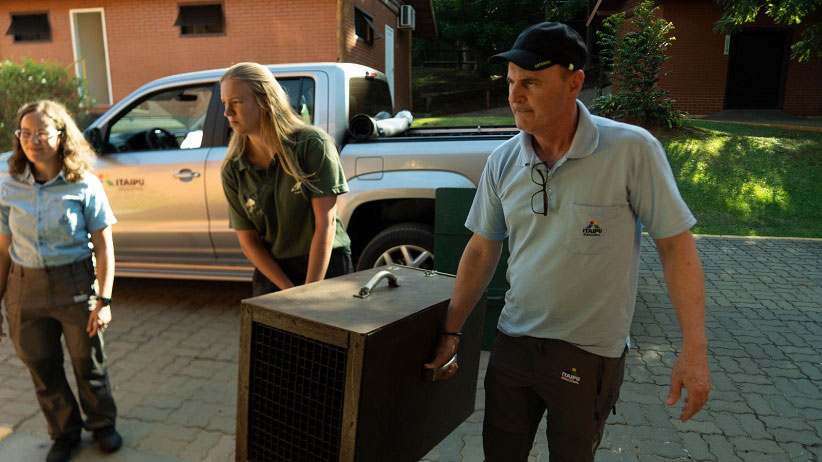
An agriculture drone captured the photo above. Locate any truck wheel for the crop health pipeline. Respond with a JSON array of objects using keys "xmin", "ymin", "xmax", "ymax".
[{"xmin": 356, "ymin": 223, "xmax": 434, "ymax": 271}]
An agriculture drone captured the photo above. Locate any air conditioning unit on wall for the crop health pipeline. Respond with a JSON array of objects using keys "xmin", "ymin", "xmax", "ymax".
[{"xmin": 399, "ymin": 4, "xmax": 416, "ymax": 30}]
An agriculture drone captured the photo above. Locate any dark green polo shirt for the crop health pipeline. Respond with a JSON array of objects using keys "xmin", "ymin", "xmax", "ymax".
[{"xmin": 221, "ymin": 127, "xmax": 351, "ymax": 259}]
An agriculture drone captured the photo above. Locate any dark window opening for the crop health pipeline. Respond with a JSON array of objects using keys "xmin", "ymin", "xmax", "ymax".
[
  {"xmin": 175, "ymin": 4, "xmax": 224, "ymax": 35},
  {"xmin": 354, "ymin": 7, "xmax": 375, "ymax": 45},
  {"xmin": 6, "ymin": 13, "xmax": 50, "ymax": 42}
]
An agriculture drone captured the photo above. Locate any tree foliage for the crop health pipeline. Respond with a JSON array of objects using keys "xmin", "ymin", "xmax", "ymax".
[
  {"xmin": 713, "ymin": 0, "xmax": 821, "ymax": 62},
  {"xmin": 418, "ymin": 0, "xmax": 587, "ymax": 74},
  {"xmin": 591, "ymin": 1, "xmax": 684, "ymax": 128},
  {"xmin": 0, "ymin": 59, "xmax": 91, "ymax": 152}
]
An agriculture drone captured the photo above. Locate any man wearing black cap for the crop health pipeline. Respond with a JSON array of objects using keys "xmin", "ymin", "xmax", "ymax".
[{"xmin": 424, "ymin": 22, "xmax": 710, "ymax": 461}]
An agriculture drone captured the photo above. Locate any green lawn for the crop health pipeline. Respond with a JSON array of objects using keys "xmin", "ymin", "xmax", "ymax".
[
  {"xmin": 412, "ymin": 116, "xmax": 821, "ymax": 238},
  {"xmin": 658, "ymin": 120, "xmax": 822, "ymax": 238},
  {"xmin": 412, "ymin": 116, "xmax": 515, "ymax": 127}
]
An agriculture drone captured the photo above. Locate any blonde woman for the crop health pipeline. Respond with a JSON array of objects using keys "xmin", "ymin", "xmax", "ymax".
[
  {"xmin": 220, "ymin": 62, "xmax": 353, "ymax": 296},
  {"xmin": 0, "ymin": 101, "xmax": 121, "ymax": 462}
]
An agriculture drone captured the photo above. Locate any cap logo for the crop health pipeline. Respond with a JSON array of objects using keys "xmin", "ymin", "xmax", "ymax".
[{"xmin": 534, "ymin": 60, "xmax": 552, "ymax": 69}]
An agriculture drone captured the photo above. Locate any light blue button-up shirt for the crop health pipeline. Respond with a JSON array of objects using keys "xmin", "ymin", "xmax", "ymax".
[
  {"xmin": 466, "ymin": 102, "xmax": 695, "ymax": 358},
  {"xmin": 0, "ymin": 166, "xmax": 117, "ymax": 268}
]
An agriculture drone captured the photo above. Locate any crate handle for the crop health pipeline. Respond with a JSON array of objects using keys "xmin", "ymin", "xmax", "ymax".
[{"xmin": 354, "ymin": 270, "xmax": 400, "ymax": 298}]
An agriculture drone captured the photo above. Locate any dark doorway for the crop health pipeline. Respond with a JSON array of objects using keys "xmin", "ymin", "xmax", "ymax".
[{"xmin": 725, "ymin": 29, "xmax": 789, "ymax": 109}]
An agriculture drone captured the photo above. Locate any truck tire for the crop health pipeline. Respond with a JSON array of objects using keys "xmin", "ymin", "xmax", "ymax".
[{"xmin": 356, "ymin": 223, "xmax": 435, "ymax": 271}]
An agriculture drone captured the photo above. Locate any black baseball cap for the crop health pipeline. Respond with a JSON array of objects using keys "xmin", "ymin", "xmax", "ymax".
[{"xmin": 490, "ymin": 22, "xmax": 587, "ymax": 71}]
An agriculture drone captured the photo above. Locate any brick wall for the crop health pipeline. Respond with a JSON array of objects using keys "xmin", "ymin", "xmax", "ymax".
[
  {"xmin": 659, "ymin": 0, "xmax": 821, "ymax": 116},
  {"xmin": 341, "ymin": 0, "xmax": 411, "ymax": 111},
  {"xmin": 659, "ymin": 0, "xmax": 729, "ymax": 115},
  {"xmin": 0, "ymin": 0, "xmax": 416, "ymax": 109},
  {"xmin": 781, "ymin": 10, "xmax": 822, "ymax": 116}
]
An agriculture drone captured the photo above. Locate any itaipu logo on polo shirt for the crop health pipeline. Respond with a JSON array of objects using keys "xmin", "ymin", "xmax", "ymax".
[
  {"xmin": 561, "ymin": 368, "xmax": 581, "ymax": 385},
  {"xmin": 582, "ymin": 221, "xmax": 603, "ymax": 237}
]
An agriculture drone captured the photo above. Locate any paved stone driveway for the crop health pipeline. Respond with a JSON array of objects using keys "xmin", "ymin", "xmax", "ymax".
[{"xmin": 0, "ymin": 236, "xmax": 820, "ymax": 461}]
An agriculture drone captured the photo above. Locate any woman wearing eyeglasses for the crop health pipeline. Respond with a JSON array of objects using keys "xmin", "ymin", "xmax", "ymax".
[{"xmin": 0, "ymin": 101, "xmax": 121, "ymax": 462}]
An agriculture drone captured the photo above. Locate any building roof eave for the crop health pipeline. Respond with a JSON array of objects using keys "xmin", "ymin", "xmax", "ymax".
[{"xmin": 404, "ymin": 0, "xmax": 437, "ymax": 37}]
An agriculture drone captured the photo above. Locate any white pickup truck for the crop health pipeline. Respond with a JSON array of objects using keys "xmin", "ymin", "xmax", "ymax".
[{"xmin": 67, "ymin": 63, "xmax": 516, "ymax": 280}]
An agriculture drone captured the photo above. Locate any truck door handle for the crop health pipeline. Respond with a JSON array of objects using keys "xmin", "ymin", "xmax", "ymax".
[{"xmin": 173, "ymin": 168, "xmax": 201, "ymax": 182}]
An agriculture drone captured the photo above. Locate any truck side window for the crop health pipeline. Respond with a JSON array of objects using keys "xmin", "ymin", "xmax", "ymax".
[
  {"xmin": 278, "ymin": 77, "xmax": 315, "ymax": 124},
  {"xmin": 106, "ymin": 85, "xmax": 213, "ymax": 153}
]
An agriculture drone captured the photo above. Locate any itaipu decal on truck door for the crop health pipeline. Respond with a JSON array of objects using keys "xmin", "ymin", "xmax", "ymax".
[{"xmin": 98, "ymin": 173, "xmax": 145, "ymax": 190}]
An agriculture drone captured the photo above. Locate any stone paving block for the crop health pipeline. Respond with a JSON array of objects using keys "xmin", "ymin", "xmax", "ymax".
[
  {"xmin": 704, "ymin": 399, "xmax": 753, "ymax": 414},
  {"xmin": 797, "ymin": 362, "xmax": 822, "ymax": 381},
  {"xmin": 596, "ymin": 447, "xmax": 641, "ymax": 462},
  {"xmin": 738, "ymin": 451, "xmax": 790, "ymax": 462},
  {"xmin": 460, "ymin": 435, "xmax": 483, "ymax": 462},
  {"xmin": 704, "ymin": 434, "xmax": 743, "ymax": 462},
  {"xmin": 13, "ymin": 413, "xmax": 48, "ymax": 438},
  {"xmin": 127, "ymin": 404, "xmax": 175, "ymax": 423},
  {"xmin": 616, "ymin": 403, "xmax": 647, "ymax": 426},
  {"xmin": 708, "ymin": 371, "xmax": 736, "ymax": 391},
  {"xmin": 679, "ymin": 431, "xmax": 713, "ymax": 461},
  {"xmin": 147, "ymin": 422, "xmax": 201, "ymax": 443},
  {"xmin": 736, "ymin": 413, "xmax": 771, "ymax": 439},
  {"xmin": 730, "ymin": 436, "xmax": 786, "ymax": 455},
  {"xmin": 619, "ymin": 383, "xmax": 662, "ymax": 405},
  {"xmin": 136, "ymin": 433, "xmax": 185, "ymax": 458},
  {"xmin": 807, "ymin": 444, "xmax": 822, "ymax": 462},
  {"xmin": 768, "ymin": 428, "xmax": 819, "ymax": 445},
  {"xmin": 207, "ymin": 415, "xmax": 235, "ymax": 434},
  {"xmin": 644, "ymin": 405, "xmax": 675, "ymax": 430},
  {"xmin": 180, "ymin": 359, "xmax": 229, "ymax": 379},
  {"xmin": 141, "ymin": 394, "xmax": 185, "ymax": 410},
  {"xmin": 716, "ymin": 356, "xmax": 744, "ymax": 374},
  {"xmin": 764, "ymin": 415, "xmax": 814, "ymax": 432},
  {"xmin": 714, "ymin": 413, "xmax": 747, "ymax": 437},
  {"xmin": 778, "ymin": 442, "xmax": 816, "ymax": 462},
  {"xmin": 117, "ymin": 417, "xmax": 154, "ymax": 449},
  {"xmin": 171, "ymin": 378, "xmax": 208, "ymax": 399},
  {"xmin": 740, "ymin": 392, "xmax": 776, "ymax": 416},
  {"xmin": 635, "ymin": 439, "xmax": 688, "ymax": 460},
  {"xmin": 672, "ymin": 418, "xmax": 722, "ymax": 435},
  {"xmin": 730, "ymin": 373, "xmax": 772, "ymax": 385},
  {"xmin": 179, "ymin": 429, "xmax": 224, "ymax": 460},
  {"xmin": 167, "ymin": 401, "xmax": 221, "ymax": 427}
]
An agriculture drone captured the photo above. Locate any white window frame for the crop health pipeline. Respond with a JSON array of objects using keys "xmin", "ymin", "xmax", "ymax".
[{"xmin": 69, "ymin": 7, "xmax": 114, "ymax": 106}]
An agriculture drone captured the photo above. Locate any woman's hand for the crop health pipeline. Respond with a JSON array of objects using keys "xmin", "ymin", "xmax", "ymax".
[{"xmin": 87, "ymin": 300, "xmax": 112, "ymax": 337}]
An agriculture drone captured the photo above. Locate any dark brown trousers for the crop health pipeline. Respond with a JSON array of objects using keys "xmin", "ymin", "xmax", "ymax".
[
  {"xmin": 483, "ymin": 332, "xmax": 627, "ymax": 462},
  {"xmin": 4, "ymin": 258, "xmax": 117, "ymax": 441}
]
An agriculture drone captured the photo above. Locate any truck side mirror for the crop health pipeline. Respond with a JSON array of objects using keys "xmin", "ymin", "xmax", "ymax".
[{"xmin": 85, "ymin": 127, "xmax": 103, "ymax": 153}]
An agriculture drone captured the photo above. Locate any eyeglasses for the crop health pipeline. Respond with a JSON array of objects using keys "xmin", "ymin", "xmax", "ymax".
[
  {"xmin": 14, "ymin": 129, "xmax": 62, "ymax": 142},
  {"xmin": 530, "ymin": 161, "xmax": 552, "ymax": 216}
]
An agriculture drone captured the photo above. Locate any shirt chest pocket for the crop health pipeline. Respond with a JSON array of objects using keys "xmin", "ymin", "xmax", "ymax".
[
  {"xmin": 54, "ymin": 198, "xmax": 85, "ymax": 242},
  {"xmin": 564, "ymin": 204, "xmax": 633, "ymax": 255}
]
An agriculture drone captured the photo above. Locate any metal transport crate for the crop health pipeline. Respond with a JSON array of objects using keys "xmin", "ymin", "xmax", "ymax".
[{"xmin": 236, "ymin": 265, "xmax": 486, "ymax": 462}]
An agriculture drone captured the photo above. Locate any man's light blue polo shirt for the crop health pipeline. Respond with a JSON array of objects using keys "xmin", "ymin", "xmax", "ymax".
[
  {"xmin": 466, "ymin": 102, "xmax": 696, "ymax": 358},
  {"xmin": 0, "ymin": 166, "xmax": 117, "ymax": 268}
]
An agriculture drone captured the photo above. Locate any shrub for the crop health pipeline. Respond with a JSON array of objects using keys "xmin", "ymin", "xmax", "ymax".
[
  {"xmin": 591, "ymin": 0, "xmax": 685, "ymax": 128},
  {"xmin": 0, "ymin": 59, "xmax": 91, "ymax": 152}
]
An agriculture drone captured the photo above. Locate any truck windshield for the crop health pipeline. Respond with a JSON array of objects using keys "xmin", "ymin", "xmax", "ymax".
[{"xmin": 349, "ymin": 77, "xmax": 393, "ymax": 118}]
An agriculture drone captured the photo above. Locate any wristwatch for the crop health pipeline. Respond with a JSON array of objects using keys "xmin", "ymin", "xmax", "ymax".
[{"xmin": 98, "ymin": 297, "xmax": 112, "ymax": 306}]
